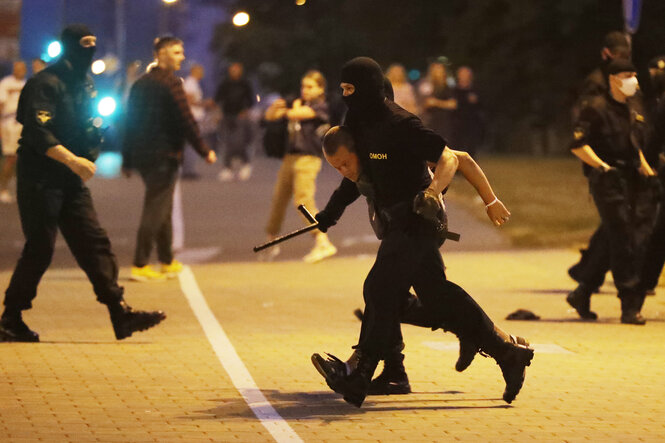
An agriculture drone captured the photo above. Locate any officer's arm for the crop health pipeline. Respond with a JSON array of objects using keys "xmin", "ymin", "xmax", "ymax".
[
  {"xmin": 451, "ymin": 149, "xmax": 510, "ymax": 226},
  {"xmin": 46, "ymin": 145, "xmax": 96, "ymax": 181},
  {"xmin": 570, "ymin": 145, "xmax": 611, "ymax": 171},
  {"xmin": 570, "ymin": 104, "xmax": 611, "ymax": 171}
]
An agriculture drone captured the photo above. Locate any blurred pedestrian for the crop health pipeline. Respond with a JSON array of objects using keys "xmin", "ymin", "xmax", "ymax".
[
  {"xmin": 0, "ymin": 25, "xmax": 165, "ymax": 342},
  {"xmin": 30, "ymin": 58, "xmax": 46, "ymax": 76},
  {"xmin": 215, "ymin": 61, "xmax": 255, "ymax": 181},
  {"xmin": 0, "ymin": 60, "xmax": 27, "ymax": 203},
  {"xmin": 181, "ymin": 63, "xmax": 206, "ymax": 179},
  {"xmin": 122, "ymin": 36, "xmax": 217, "ymax": 282},
  {"xmin": 385, "ymin": 63, "xmax": 418, "ymax": 114},
  {"xmin": 567, "ymin": 59, "xmax": 657, "ymax": 325},
  {"xmin": 418, "ymin": 60, "xmax": 456, "ymax": 139},
  {"xmin": 262, "ymin": 70, "xmax": 336, "ymax": 263},
  {"xmin": 452, "ymin": 66, "xmax": 484, "ymax": 157}
]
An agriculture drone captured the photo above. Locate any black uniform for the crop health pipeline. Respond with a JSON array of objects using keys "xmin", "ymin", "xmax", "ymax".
[
  {"xmin": 569, "ymin": 90, "xmax": 657, "ymax": 319},
  {"xmin": 0, "ymin": 25, "xmax": 165, "ymax": 343},
  {"xmin": 315, "ymin": 57, "xmax": 533, "ymax": 407}
]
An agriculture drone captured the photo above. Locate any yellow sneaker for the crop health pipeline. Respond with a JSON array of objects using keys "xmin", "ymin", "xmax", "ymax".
[
  {"xmin": 304, "ymin": 235, "xmax": 337, "ymax": 264},
  {"xmin": 160, "ymin": 260, "xmax": 184, "ymax": 278},
  {"xmin": 130, "ymin": 265, "xmax": 166, "ymax": 282}
]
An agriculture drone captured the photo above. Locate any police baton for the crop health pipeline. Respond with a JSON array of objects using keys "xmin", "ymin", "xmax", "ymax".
[{"xmin": 253, "ymin": 205, "xmax": 319, "ymax": 253}]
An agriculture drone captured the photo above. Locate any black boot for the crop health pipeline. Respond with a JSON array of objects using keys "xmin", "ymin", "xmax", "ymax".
[
  {"xmin": 566, "ymin": 284, "xmax": 597, "ymax": 320},
  {"xmin": 620, "ymin": 295, "xmax": 646, "ymax": 325},
  {"xmin": 311, "ymin": 352, "xmax": 348, "ymax": 394},
  {"xmin": 107, "ymin": 300, "xmax": 166, "ymax": 340},
  {"xmin": 0, "ymin": 309, "xmax": 39, "ymax": 342},
  {"xmin": 368, "ymin": 351, "xmax": 411, "ymax": 395},
  {"xmin": 337, "ymin": 351, "xmax": 380, "ymax": 407},
  {"xmin": 481, "ymin": 332, "xmax": 534, "ymax": 404}
]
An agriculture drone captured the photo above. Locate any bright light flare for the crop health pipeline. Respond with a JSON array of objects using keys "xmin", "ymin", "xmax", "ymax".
[
  {"xmin": 91, "ymin": 59, "xmax": 106, "ymax": 75},
  {"xmin": 98, "ymin": 96, "xmax": 117, "ymax": 116},
  {"xmin": 162, "ymin": 0, "xmax": 178, "ymax": 4},
  {"xmin": 295, "ymin": 0, "xmax": 306, "ymax": 5},
  {"xmin": 233, "ymin": 12, "xmax": 250, "ymax": 27},
  {"xmin": 47, "ymin": 41, "xmax": 62, "ymax": 58}
]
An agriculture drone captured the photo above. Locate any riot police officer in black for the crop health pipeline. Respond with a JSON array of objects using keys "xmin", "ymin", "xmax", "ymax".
[
  {"xmin": 310, "ymin": 57, "xmax": 533, "ymax": 407},
  {"xmin": 568, "ymin": 58, "xmax": 657, "ymax": 325},
  {"xmin": 0, "ymin": 25, "xmax": 166, "ymax": 342}
]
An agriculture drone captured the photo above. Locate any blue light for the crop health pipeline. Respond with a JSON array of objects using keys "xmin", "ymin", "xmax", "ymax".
[
  {"xmin": 95, "ymin": 152, "xmax": 122, "ymax": 178},
  {"xmin": 98, "ymin": 96, "xmax": 117, "ymax": 116},
  {"xmin": 47, "ymin": 41, "xmax": 62, "ymax": 58},
  {"xmin": 408, "ymin": 69, "xmax": 421, "ymax": 82}
]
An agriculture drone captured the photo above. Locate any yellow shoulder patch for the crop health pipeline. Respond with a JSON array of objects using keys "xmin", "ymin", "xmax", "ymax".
[
  {"xmin": 635, "ymin": 114, "xmax": 645, "ymax": 122},
  {"xmin": 36, "ymin": 110, "xmax": 53, "ymax": 125},
  {"xmin": 574, "ymin": 129, "xmax": 584, "ymax": 140}
]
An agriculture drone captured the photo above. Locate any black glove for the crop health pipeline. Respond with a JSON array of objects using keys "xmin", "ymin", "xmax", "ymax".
[
  {"xmin": 413, "ymin": 190, "xmax": 442, "ymax": 225},
  {"xmin": 314, "ymin": 211, "xmax": 336, "ymax": 233}
]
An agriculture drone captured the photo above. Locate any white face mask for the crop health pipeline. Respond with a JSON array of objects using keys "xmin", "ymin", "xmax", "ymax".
[{"xmin": 618, "ymin": 76, "xmax": 638, "ymax": 97}]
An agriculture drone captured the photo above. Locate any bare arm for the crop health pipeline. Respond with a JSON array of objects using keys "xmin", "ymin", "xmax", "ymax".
[
  {"xmin": 451, "ymin": 149, "xmax": 510, "ymax": 226},
  {"xmin": 46, "ymin": 144, "xmax": 96, "ymax": 181},
  {"xmin": 265, "ymin": 99, "xmax": 287, "ymax": 121},
  {"xmin": 571, "ymin": 145, "xmax": 611, "ymax": 171},
  {"xmin": 638, "ymin": 149, "xmax": 656, "ymax": 176},
  {"xmin": 426, "ymin": 146, "xmax": 459, "ymax": 195},
  {"xmin": 285, "ymin": 99, "xmax": 317, "ymax": 121}
]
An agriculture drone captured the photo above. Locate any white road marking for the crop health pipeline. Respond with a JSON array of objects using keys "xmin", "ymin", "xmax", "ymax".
[
  {"xmin": 178, "ymin": 266, "xmax": 302, "ymax": 443},
  {"xmin": 423, "ymin": 340, "xmax": 573, "ymax": 354},
  {"xmin": 172, "ymin": 178, "xmax": 184, "ymax": 251}
]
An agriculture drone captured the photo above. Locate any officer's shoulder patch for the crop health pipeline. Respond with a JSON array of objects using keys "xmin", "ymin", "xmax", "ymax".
[
  {"xmin": 36, "ymin": 110, "xmax": 53, "ymax": 125},
  {"xmin": 635, "ymin": 113, "xmax": 645, "ymax": 122},
  {"xmin": 573, "ymin": 128, "xmax": 584, "ymax": 140}
]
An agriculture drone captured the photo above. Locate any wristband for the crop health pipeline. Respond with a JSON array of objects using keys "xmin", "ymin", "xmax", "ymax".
[{"xmin": 485, "ymin": 197, "xmax": 499, "ymax": 209}]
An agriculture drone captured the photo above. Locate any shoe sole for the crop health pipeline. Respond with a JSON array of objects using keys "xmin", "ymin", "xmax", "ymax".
[
  {"xmin": 502, "ymin": 345, "xmax": 534, "ymax": 404},
  {"xmin": 114, "ymin": 312, "xmax": 167, "ymax": 340},
  {"xmin": 311, "ymin": 354, "xmax": 344, "ymax": 394}
]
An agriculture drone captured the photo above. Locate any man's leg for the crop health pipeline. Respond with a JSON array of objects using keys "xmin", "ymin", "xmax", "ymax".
[
  {"xmin": 133, "ymin": 160, "xmax": 178, "ymax": 269},
  {"xmin": 1, "ymin": 175, "xmax": 61, "ymax": 342},
  {"xmin": 59, "ymin": 182, "xmax": 166, "ymax": 340},
  {"xmin": 568, "ymin": 226, "xmax": 609, "ymax": 290}
]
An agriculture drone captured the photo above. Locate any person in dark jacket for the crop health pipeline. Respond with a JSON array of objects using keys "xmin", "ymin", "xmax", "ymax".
[
  {"xmin": 309, "ymin": 57, "xmax": 533, "ymax": 408},
  {"xmin": 0, "ymin": 24, "xmax": 166, "ymax": 343},
  {"xmin": 123, "ymin": 36, "xmax": 217, "ymax": 282},
  {"xmin": 215, "ymin": 62, "xmax": 255, "ymax": 181}
]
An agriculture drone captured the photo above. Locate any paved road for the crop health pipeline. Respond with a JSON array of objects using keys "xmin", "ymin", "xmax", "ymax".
[{"xmin": 2, "ymin": 157, "xmax": 664, "ymax": 442}]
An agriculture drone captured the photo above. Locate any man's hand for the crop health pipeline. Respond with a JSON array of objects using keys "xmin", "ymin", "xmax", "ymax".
[
  {"xmin": 486, "ymin": 198, "xmax": 511, "ymax": 227},
  {"xmin": 314, "ymin": 211, "xmax": 336, "ymax": 233},
  {"xmin": 413, "ymin": 189, "xmax": 441, "ymax": 223},
  {"xmin": 206, "ymin": 150, "xmax": 217, "ymax": 164},
  {"xmin": 68, "ymin": 156, "xmax": 97, "ymax": 182}
]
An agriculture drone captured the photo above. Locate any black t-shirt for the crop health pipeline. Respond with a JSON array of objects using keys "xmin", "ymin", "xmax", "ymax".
[
  {"xmin": 214, "ymin": 78, "xmax": 254, "ymax": 116},
  {"xmin": 286, "ymin": 99, "xmax": 330, "ymax": 157},
  {"xmin": 15, "ymin": 60, "xmax": 99, "ymax": 183},
  {"xmin": 571, "ymin": 93, "xmax": 649, "ymax": 175},
  {"xmin": 323, "ymin": 100, "xmax": 446, "ymax": 220}
]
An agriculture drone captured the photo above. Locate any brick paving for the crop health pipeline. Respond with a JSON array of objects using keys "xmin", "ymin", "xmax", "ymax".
[{"xmin": 2, "ymin": 249, "xmax": 665, "ymax": 442}]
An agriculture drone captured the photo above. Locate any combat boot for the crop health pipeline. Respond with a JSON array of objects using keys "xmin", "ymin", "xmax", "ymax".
[
  {"xmin": 336, "ymin": 350, "xmax": 380, "ymax": 407},
  {"xmin": 311, "ymin": 352, "xmax": 348, "ymax": 393},
  {"xmin": 0, "ymin": 309, "xmax": 39, "ymax": 342},
  {"xmin": 368, "ymin": 350, "xmax": 411, "ymax": 395},
  {"xmin": 620, "ymin": 295, "xmax": 646, "ymax": 325},
  {"xmin": 480, "ymin": 330, "xmax": 534, "ymax": 404},
  {"xmin": 107, "ymin": 300, "xmax": 166, "ymax": 340},
  {"xmin": 566, "ymin": 284, "xmax": 597, "ymax": 320}
]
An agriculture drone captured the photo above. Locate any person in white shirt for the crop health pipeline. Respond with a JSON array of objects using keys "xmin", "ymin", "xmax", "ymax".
[
  {"xmin": 182, "ymin": 63, "xmax": 206, "ymax": 179},
  {"xmin": 0, "ymin": 61, "xmax": 27, "ymax": 203}
]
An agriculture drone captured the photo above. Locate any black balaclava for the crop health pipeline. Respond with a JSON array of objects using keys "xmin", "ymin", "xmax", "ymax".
[
  {"xmin": 341, "ymin": 57, "xmax": 385, "ymax": 117},
  {"xmin": 383, "ymin": 76, "xmax": 394, "ymax": 101},
  {"xmin": 61, "ymin": 24, "xmax": 96, "ymax": 75}
]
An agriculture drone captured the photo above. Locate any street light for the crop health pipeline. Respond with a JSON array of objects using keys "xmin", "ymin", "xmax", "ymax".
[
  {"xmin": 162, "ymin": 0, "xmax": 178, "ymax": 4},
  {"xmin": 47, "ymin": 41, "xmax": 62, "ymax": 58},
  {"xmin": 91, "ymin": 59, "xmax": 106, "ymax": 75},
  {"xmin": 232, "ymin": 11, "xmax": 250, "ymax": 27}
]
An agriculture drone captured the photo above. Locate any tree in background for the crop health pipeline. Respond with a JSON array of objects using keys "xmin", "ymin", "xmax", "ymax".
[{"xmin": 212, "ymin": 0, "xmax": 664, "ymax": 154}]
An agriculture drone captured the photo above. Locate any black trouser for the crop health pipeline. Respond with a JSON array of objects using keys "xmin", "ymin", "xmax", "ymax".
[
  {"xmin": 355, "ymin": 214, "xmax": 496, "ymax": 359},
  {"xmin": 4, "ymin": 159, "xmax": 124, "ymax": 311},
  {"xmin": 583, "ymin": 168, "xmax": 657, "ymax": 305},
  {"xmin": 133, "ymin": 158, "xmax": 179, "ymax": 267},
  {"xmin": 641, "ymin": 171, "xmax": 665, "ymax": 290},
  {"xmin": 220, "ymin": 114, "xmax": 252, "ymax": 167},
  {"xmin": 568, "ymin": 226, "xmax": 609, "ymax": 290}
]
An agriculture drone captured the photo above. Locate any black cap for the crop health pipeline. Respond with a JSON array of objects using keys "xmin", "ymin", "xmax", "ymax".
[
  {"xmin": 648, "ymin": 56, "xmax": 665, "ymax": 70},
  {"xmin": 607, "ymin": 58, "xmax": 636, "ymax": 75}
]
